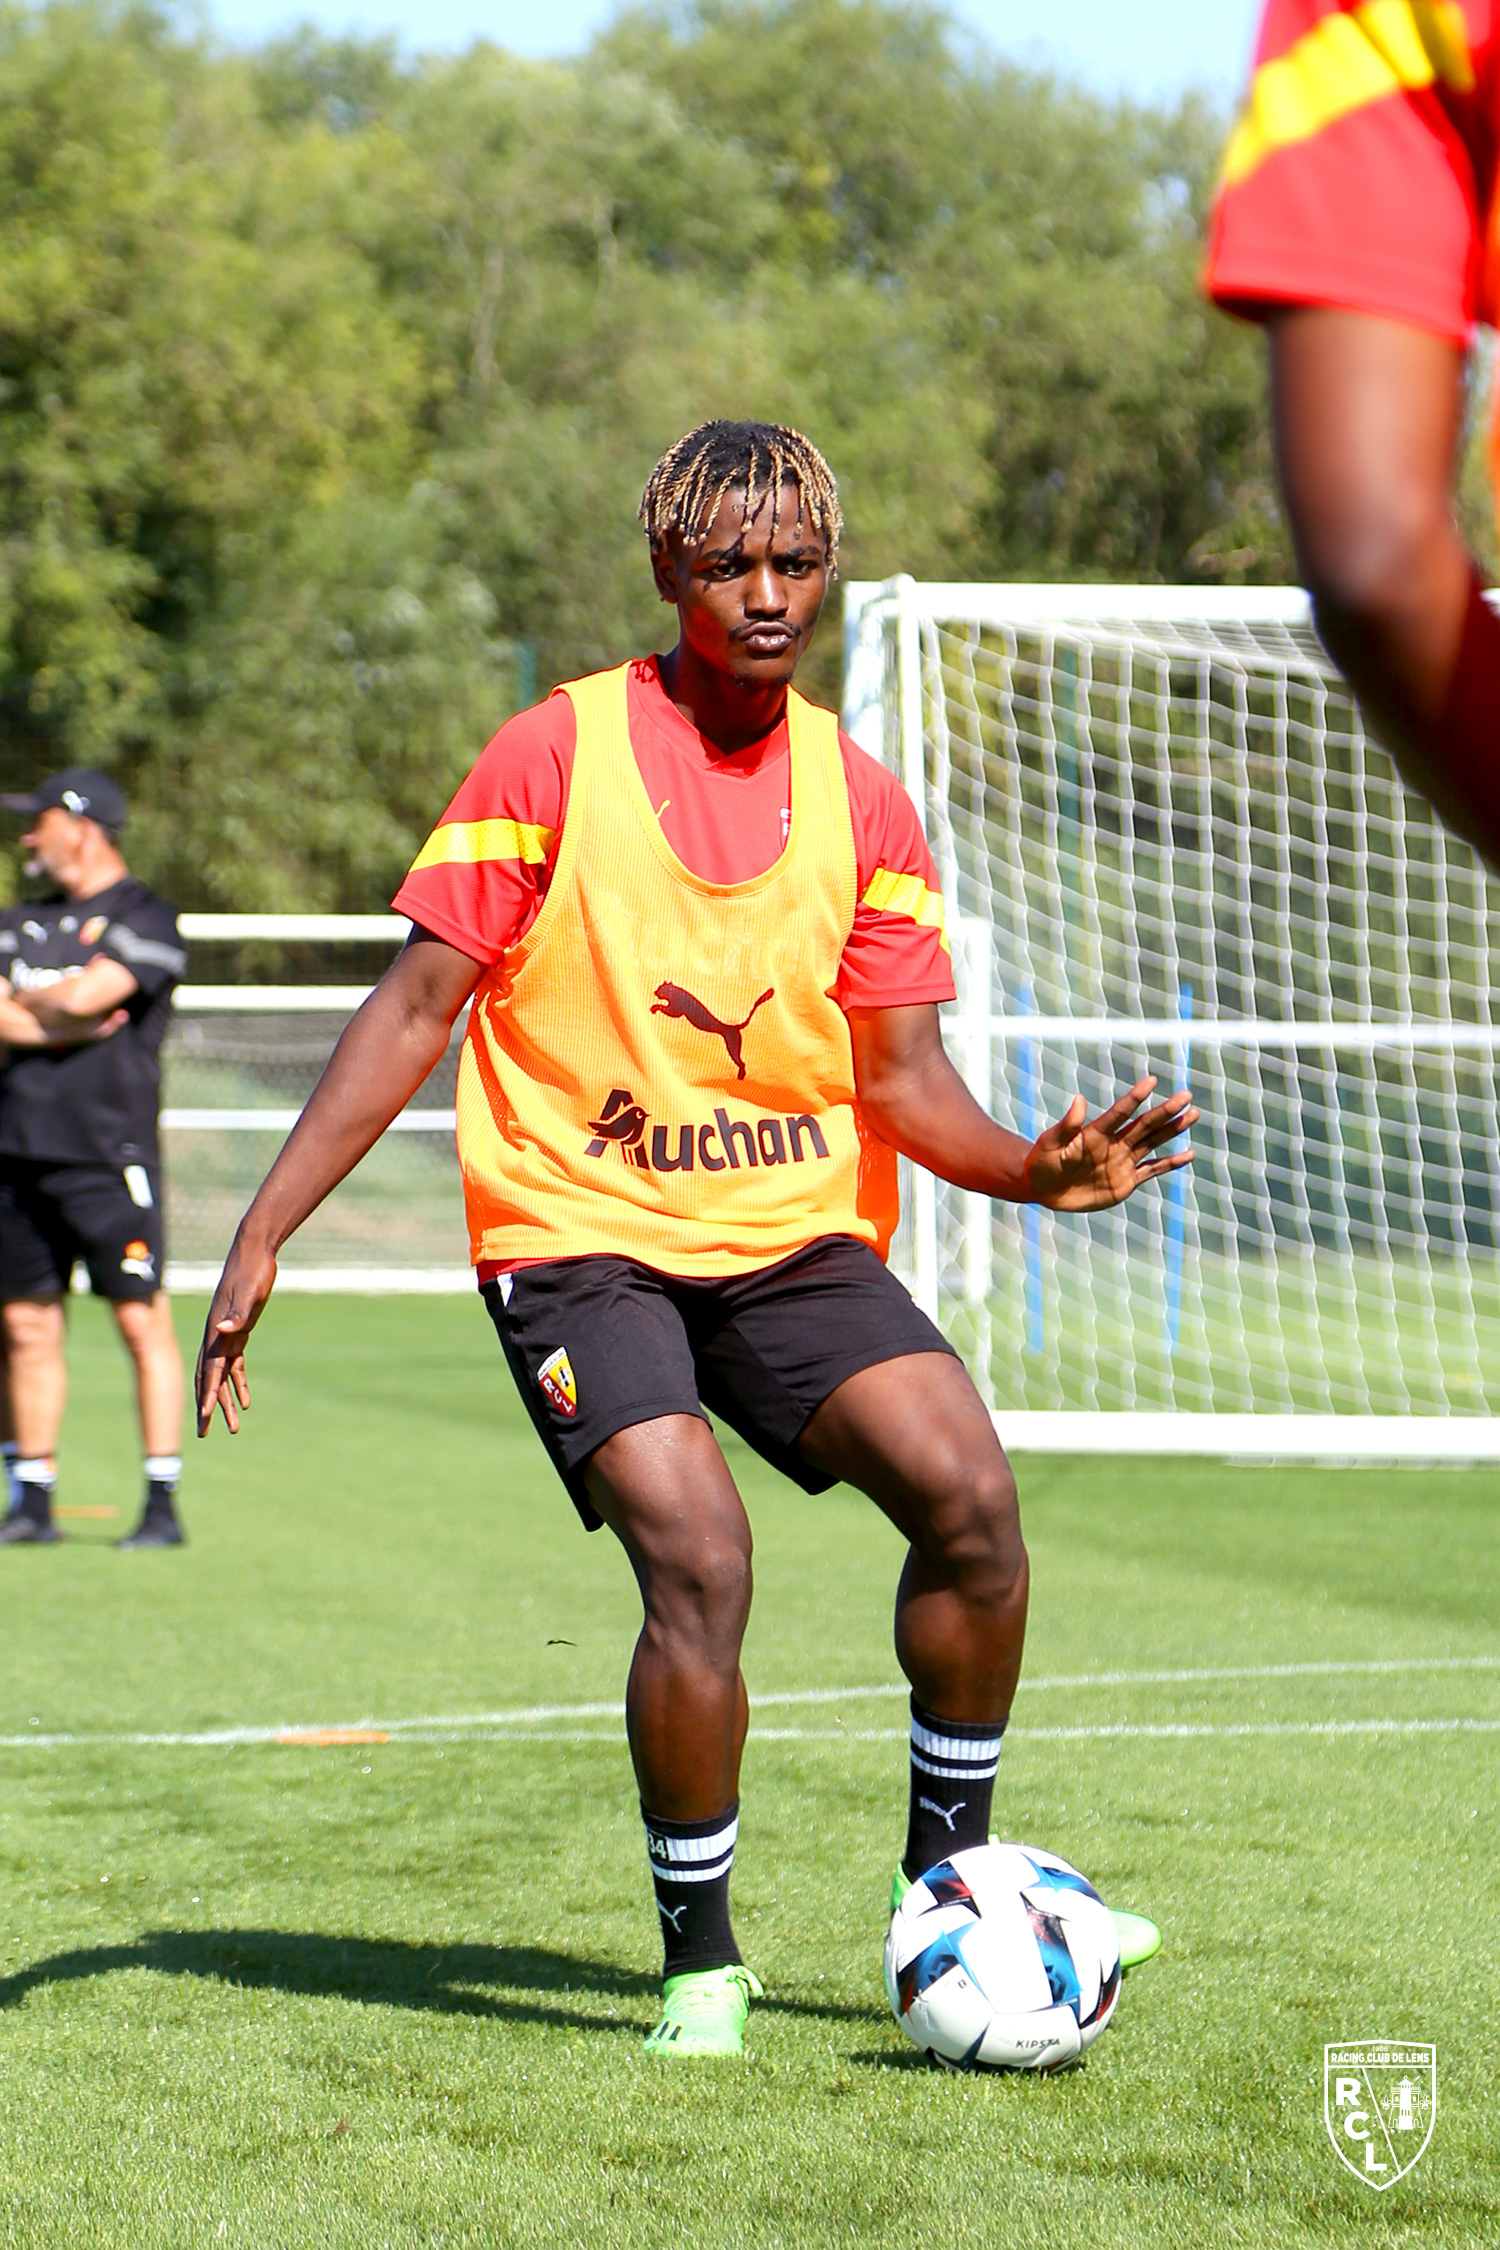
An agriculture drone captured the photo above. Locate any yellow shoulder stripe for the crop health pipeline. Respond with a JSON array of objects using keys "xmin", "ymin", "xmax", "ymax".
[
  {"xmin": 860, "ymin": 866, "xmax": 951, "ymax": 952},
  {"xmin": 408, "ymin": 819, "xmax": 556, "ymax": 874},
  {"xmin": 1221, "ymin": 2, "xmax": 1473, "ymax": 192}
]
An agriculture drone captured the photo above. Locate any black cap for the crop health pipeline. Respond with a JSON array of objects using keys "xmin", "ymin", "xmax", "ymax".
[{"xmin": 0, "ymin": 767, "xmax": 127, "ymax": 831}]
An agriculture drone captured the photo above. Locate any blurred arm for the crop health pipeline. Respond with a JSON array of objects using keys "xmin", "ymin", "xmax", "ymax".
[{"xmin": 1269, "ymin": 306, "xmax": 1500, "ymax": 857}]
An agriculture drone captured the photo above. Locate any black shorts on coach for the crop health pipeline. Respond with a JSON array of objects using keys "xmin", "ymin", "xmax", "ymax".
[
  {"xmin": 482, "ymin": 1234, "xmax": 957, "ymax": 1530},
  {"xmin": 0, "ymin": 1158, "xmax": 165, "ymax": 1303}
]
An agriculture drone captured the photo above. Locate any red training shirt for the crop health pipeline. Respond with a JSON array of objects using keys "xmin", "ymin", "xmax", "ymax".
[
  {"xmin": 1205, "ymin": 3, "xmax": 1500, "ymax": 343},
  {"xmin": 394, "ymin": 659, "xmax": 955, "ymax": 1012}
]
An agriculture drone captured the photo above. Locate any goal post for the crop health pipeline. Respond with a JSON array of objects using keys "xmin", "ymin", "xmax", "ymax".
[{"xmin": 843, "ymin": 577, "xmax": 1500, "ymax": 1459}]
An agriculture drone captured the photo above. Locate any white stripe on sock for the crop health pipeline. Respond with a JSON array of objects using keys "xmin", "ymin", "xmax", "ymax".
[
  {"xmin": 911, "ymin": 1748, "xmax": 1000, "ymax": 1783},
  {"xmin": 647, "ymin": 1853, "xmax": 736, "ymax": 1886},
  {"xmin": 910, "ymin": 1716, "xmax": 1005, "ymax": 1764},
  {"xmin": 647, "ymin": 1817, "xmax": 738, "ymax": 1867}
]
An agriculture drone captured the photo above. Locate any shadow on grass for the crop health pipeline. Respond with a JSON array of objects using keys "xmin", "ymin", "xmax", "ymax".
[{"xmin": 0, "ymin": 1929, "xmax": 887, "ymax": 2037}]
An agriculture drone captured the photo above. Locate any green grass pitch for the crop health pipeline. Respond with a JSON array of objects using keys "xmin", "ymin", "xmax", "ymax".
[{"xmin": 1, "ymin": 1293, "xmax": 1496, "ymax": 2247}]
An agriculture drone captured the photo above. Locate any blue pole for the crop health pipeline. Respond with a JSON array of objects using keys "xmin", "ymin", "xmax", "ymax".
[
  {"xmin": 1019, "ymin": 983, "xmax": 1044, "ymax": 1356},
  {"xmin": 1164, "ymin": 983, "xmax": 1192, "ymax": 1356}
]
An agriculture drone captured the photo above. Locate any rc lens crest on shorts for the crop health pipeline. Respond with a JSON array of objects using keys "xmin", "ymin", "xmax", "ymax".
[
  {"xmin": 537, "ymin": 1347, "xmax": 577, "ymax": 1417},
  {"xmin": 121, "ymin": 1239, "xmax": 155, "ymax": 1280}
]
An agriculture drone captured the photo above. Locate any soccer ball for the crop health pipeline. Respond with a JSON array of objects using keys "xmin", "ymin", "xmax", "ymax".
[{"xmin": 884, "ymin": 1841, "xmax": 1121, "ymax": 2072}]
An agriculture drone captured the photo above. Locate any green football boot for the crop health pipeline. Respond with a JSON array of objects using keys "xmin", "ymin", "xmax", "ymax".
[
  {"xmin": 890, "ymin": 1846, "xmax": 1161, "ymax": 1971},
  {"xmin": 1109, "ymin": 1910, "xmax": 1162, "ymax": 1970},
  {"xmin": 642, "ymin": 1964, "xmax": 764, "ymax": 2058}
]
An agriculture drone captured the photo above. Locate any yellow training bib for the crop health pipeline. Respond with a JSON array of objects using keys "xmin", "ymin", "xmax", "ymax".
[{"xmin": 455, "ymin": 664, "xmax": 899, "ymax": 1274}]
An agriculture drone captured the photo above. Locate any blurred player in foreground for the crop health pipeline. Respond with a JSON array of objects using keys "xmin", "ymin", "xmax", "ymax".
[
  {"xmin": 196, "ymin": 420, "xmax": 1194, "ymax": 2057},
  {"xmin": 1207, "ymin": 2, "xmax": 1500, "ymax": 859},
  {"xmin": 0, "ymin": 770, "xmax": 187, "ymax": 1548}
]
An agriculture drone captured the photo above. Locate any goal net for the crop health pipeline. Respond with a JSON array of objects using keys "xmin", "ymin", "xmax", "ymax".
[{"xmin": 843, "ymin": 578, "xmax": 1500, "ymax": 1457}]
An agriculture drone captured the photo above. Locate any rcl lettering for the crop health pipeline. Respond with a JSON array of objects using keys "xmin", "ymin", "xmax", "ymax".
[{"xmin": 1333, "ymin": 2078, "xmax": 1387, "ymax": 2176}]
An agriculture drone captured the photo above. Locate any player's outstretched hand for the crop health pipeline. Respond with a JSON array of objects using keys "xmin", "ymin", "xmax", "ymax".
[
  {"xmin": 195, "ymin": 1238, "xmax": 278, "ymax": 1437},
  {"xmin": 1022, "ymin": 1077, "xmax": 1197, "ymax": 1212}
]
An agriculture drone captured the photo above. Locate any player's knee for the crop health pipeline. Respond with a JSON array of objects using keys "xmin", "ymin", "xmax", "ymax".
[
  {"xmin": 924, "ymin": 1454, "xmax": 1025, "ymax": 1596},
  {"xmin": 113, "ymin": 1291, "xmax": 174, "ymax": 1352},
  {"xmin": 112, "ymin": 1299, "xmax": 150, "ymax": 1351},
  {"xmin": 3, "ymin": 1296, "xmax": 63, "ymax": 1355},
  {"xmin": 644, "ymin": 1532, "xmax": 753, "ymax": 1651}
]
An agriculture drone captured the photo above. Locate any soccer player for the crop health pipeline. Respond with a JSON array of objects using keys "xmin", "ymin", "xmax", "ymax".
[
  {"xmin": 196, "ymin": 421, "xmax": 1194, "ymax": 2056},
  {"xmin": 0, "ymin": 769, "xmax": 188, "ymax": 1548},
  {"xmin": 1206, "ymin": 3, "xmax": 1500, "ymax": 860}
]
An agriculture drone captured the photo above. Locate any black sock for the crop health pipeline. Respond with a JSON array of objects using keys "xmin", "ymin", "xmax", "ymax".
[
  {"xmin": 141, "ymin": 1457, "xmax": 181, "ymax": 1522},
  {"xmin": 13, "ymin": 1460, "xmax": 56, "ymax": 1527},
  {"xmin": 903, "ymin": 1698, "xmax": 1006, "ymax": 1880},
  {"xmin": 641, "ymin": 1801, "xmax": 742, "ymax": 1978}
]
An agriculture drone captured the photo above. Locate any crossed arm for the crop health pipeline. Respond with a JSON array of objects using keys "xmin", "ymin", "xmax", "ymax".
[
  {"xmin": 0, "ymin": 956, "xmax": 138, "ymax": 1048},
  {"xmin": 194, "ymin": 932, "xmax": 1195, "ymax": 1435}
]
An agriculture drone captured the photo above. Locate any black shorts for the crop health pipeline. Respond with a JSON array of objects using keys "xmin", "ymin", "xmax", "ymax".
[
  {"xmin": 482, "ymin": 1234, "xmax": 956, "ymax": 1530},
  {"xmin": 0, "ymin": 1158, "xmax": 165, "ymax": 1303}
]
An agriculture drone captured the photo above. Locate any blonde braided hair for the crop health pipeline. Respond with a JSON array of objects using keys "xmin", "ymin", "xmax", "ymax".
[{"xmin": 639, "ymin": 419, "xmax": 842, "ymax": 563}]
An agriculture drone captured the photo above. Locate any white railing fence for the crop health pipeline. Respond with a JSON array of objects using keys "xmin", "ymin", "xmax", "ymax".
[{"xmin": 164, "ymin": 916, "xmax": 469, "ymax": 1292}]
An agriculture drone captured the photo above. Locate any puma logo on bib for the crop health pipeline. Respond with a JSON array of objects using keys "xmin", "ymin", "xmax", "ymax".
[{"xmin": 651, "ymin": 981, "xmax": 774, "ymax": 1081}]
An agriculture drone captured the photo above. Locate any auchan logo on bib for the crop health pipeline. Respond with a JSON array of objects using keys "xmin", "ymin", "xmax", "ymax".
[{"xmin": 582, "ymin": 1088, "xmax": 830, "ymax": 1174}]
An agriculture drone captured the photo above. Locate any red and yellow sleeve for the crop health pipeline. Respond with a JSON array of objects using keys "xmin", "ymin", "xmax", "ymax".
[
  {"xmin": 836, "ymin": 736, "xmax": 956, "ymax": 1011},
  {"xmin": 1205, "ymin": 1, "xmax": 1490, "ymax": 341},
  {"xmin": 392, "ymin": 699, "xmax": 575, "ymax": 964}
]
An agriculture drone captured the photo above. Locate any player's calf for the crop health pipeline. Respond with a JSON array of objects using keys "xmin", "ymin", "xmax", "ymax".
[
  {"xmin": 894, "ymin": 1445, "xmax": 1028, "ymax": 1719},
  {"xmin": 584, "ymin": 1418, "xmax": 758, "ymax": 2015},
  {"xmin": 889, "ymin": 1438, "xmax": 1027, "ymax": 1882}
]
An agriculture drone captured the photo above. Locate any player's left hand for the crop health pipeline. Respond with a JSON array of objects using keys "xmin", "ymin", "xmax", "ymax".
[{"xmin": 1022, "ymin": 1077, "xmax": 1197, "ymax": 1211}]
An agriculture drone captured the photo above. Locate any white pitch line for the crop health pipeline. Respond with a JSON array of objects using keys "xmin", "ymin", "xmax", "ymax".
[
  {"xmin": 1, "ymin": 1654, "xmax": 1495, "ymax": 1751},
  {"xmin": 1018, "ymin": 1655, "xmax": 1500, "ymax": 1691},
  {"xmin": 310, "ymin": 1654, "xmax": 1500, "ymax": 1736},
  {"xmin": 751, "ymin": 1718, "xmax": 1500, "ymax": 1743},
  {"xmin": 369, "ymin": 1717, "xmax": 1500, "ymax": 1746},
  {"xmin": 3, "ymin": 1713, "xmax": 1500, "ymax": 1751}
]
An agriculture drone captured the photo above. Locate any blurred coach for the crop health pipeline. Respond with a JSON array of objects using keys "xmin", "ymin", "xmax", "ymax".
[{"xmin": 0, "ymin": 768, "xmax": 188, "ymax": 1548}]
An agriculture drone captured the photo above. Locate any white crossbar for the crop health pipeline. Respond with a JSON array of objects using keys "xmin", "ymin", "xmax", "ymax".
[
  {"xmin": 967, "ymin": 1018, "xmax": 1500, "ymax": 1051},
  {"xmin": 841, "ymin": 579, "xmax": 1316, "ymax": 626}
]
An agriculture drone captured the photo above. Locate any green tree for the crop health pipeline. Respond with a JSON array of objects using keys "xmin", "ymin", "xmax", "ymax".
[{"xmin": 0, "ymin": 0, "xmax": 1286, "ymax": 907}]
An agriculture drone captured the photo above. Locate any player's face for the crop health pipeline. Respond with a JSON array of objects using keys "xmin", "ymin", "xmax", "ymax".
[
  {"xmin": 22, "ymin": 807, "xmax": 90, "ymax": 889},
  {"xmin": 654, "ymin": 480, "xmax": 830, "ymax": 690}
]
